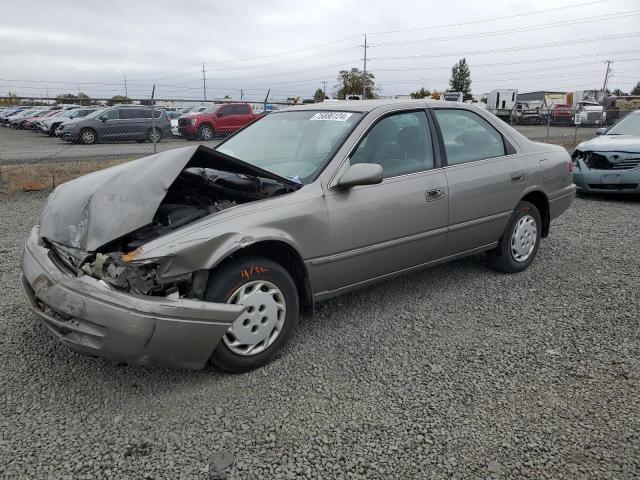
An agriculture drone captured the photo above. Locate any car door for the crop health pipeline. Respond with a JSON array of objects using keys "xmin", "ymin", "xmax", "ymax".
[
  {"xmin": 324, "ymin": 109, "xmax": 448, "ymax": 291},
  {"xmin": 216, "ymin": 105, "xmax": 235, "ymax": 133},
  {"xmin": 97, "ymin": 108, "xmax": 121, "ymax": 139},
  {"xmin": 432, "ymin": 107, "xmax": 527, "ymax": 256},
  {"xmin": 118, "ymin": 108, "xmax": 144, "ymax": 139},
  {"xmin": 235, "ymin": 104, "xmax": 253, "ymax": 129}
]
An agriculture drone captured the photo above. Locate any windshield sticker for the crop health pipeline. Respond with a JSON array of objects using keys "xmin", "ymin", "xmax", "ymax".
[{"xmin": 310, "ymin": 112, "xmax": 353, "ymax": 122}]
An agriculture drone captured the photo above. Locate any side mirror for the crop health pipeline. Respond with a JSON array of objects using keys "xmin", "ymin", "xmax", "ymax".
[
  {"xmin": 595, "ymin": 127, "xmax": 606, "ymax": 135},
  {"xmin": 99, "ymin": 116, "xmax": 107, "ymax": 122},
  {"xmin": 335, "ymin": 163, "xmax": 383, "ymax": 189}
]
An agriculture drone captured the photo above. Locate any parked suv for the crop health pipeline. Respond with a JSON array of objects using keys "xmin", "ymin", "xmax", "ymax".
[
  {"xmin": 178, "ymin": 103, "xmax": 263, "ymax": 140},
  {"xmin": 58, "ymin": 106, "xmax": 171, "ymax": 144}
]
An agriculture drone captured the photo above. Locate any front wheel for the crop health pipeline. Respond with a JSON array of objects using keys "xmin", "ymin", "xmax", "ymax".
[
  {"xmin": 488, "ymin": 200, "xmax": 541, "ymax": 273},
  {"xmin": 79, "ymin": 128, "xmax": 97, "ymax": 145},
  {"xmin": 198, "ymin": 124, "xmax": 214, "ymax": 141},
  {"xmin": 205, "ymin": 257, "xmax": 299, "ymax": 373}
]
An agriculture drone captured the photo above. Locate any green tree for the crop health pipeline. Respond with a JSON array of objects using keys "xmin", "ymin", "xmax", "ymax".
[
  {"xmin": 410, "ymin": 87, "xmax": 431, "ymax": 99},
  {"xmin": 313, "ymin": 88, "xmax": 325, "ymax": 102},
  {"xmin": 334, "ymin": 67, "xmax": 376, "ymax": 99},
  {"xmin": 449, "ymin": 58, "xmax": 472, "ymax": 101},
  {"xmin": 631, "ymin": 82, "xmax": 640, "ymax": 95},
  {"xmin": 55, "ymin": 92, "xmax": 94, "ymax": 106},
  {"xmin": 107, "ymin": 95, "xmax": 132, "ymax": 106}
]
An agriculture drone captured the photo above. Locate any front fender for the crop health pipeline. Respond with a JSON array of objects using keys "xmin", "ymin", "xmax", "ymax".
[{"xmin": 154, "ymin": 228, "xmax": 306, "ymax": 278}]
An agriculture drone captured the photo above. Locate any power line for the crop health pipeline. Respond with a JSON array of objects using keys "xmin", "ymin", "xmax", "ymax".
[
  {"xmin": 368, "ymin": 32, "xmax": 640, "ymax": 61},
  {"xmin": 365, "ymin": 0, "xmax": 613, "ymax": 35},
  {"xmin": 370, "ymin": 10, "xmax": 640, "ymax": 48}
]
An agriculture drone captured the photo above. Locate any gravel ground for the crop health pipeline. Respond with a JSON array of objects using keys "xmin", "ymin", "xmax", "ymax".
[
  {"xmin": 0, "ymin": 124, "xmax": 593, "ymax": 164},
  {"xmin": 0, "ymin": 192, "xmax": 638, "ymax": 479}
]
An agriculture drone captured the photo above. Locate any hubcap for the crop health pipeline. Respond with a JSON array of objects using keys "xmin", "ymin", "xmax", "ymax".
[
  {"xmin": 201, "ymin": 127, "xmax": 212, "ymax": 140},
  {"xmin": 223, "ymin": 280, "xmax": 286, "ymax": 356},
  {"xmin": 82, "ymin": 131, "xmax": 94, "ymax": 143},
  {"xmin": 511, "ymin": 214, "xmax": 537, "ymax": 262},
  {"xmin": 150, "ymin": 129, "xmax": 160, "ymax": 141}
]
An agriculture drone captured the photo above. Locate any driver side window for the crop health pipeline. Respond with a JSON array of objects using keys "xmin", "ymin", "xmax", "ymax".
[
  {"xmin": 350, "ymin": 111, "xmax": 434, "ymax": 178},
  {"xmin": 103, "ymin": 109, "xmax": 119, "ymax": 120}
]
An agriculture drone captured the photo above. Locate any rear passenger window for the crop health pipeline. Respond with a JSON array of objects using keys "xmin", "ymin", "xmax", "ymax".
[
  {"xmin": 350, "ymin": 111, "xmax": 434, "ymax": 178},
  {"xmin": 236, "ymin": 104, "xmax": 250, "ymax": 114},
  {"xmin": 434, "ymin": 109, "xmax": 506, "ymax": 165},
  {"xmin": 120, "ymin": 109, "xmax": 142, "ymax": 119}
]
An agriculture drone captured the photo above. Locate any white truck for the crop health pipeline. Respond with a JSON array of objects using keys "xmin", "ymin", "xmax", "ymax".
[
  {"xmin": 567, "ymin": 90, "xmax": 606, "ymax": 125},
  {"xmin": 486, "ymin": 89, "xmax": 518, "ymax": 120}
]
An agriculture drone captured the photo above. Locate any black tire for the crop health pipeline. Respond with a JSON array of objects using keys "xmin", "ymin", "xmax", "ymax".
[
  {"xmin": 488, "ymin": 200, "xmax": 542, "ymax": 273},
  {"xmin": 205, "ymin": 256, "xmax": 299, "ymax": 373},
  {"xmin": 49, "ymin": 123, "xmax": 61, "ymax": 136},
  {"xmin": 198, "ymin": 124, "xmax": 214, "ymax": 141},
  {"xmin": 147, "ymin": 127, "xmax": 162, "ymax": 143},
  {"xmin": 79, "ymin": 128, "xmax": 97, "ymax": 145}
]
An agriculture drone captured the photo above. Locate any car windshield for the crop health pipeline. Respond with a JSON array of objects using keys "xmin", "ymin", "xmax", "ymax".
[
  {"xmin": 216, "ymin": 110, "xmax": 362, "ymax": 183},
  {"xmin": 69, "ymin": 109, "xmax": 95, "ymax": 118},
  {"xmin": 203, "ymin": 105, "xmax": 220, "ymax": 114},
  {"xmin": 606, "ymin": 112, "xmax": 640, "ymax": 136},
  {"xmin": 85, "ymin": 108, "xmax": 108, "ymax": 118}
]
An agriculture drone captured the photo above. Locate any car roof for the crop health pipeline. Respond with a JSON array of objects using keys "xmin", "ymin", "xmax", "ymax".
[{"xmin": 279, "ymin": 99, "xmax": 457, "ymax": 113}]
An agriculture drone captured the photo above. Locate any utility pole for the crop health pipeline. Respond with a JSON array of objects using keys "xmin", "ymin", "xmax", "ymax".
[
  {"xmin": 602, "ymin": 60, "xmax": 613, "ymax": 92},
  {"xmin": 202, "ymin": 63, "xmax": 207, "ymax": 101},
  {"xmin": 361, "ymin": 34, "xmax": 367, "ymax": 99},
  {"xmin": 240, "ymin": 89, "xmax": 244, "ymax": 100},
  {"xmin": 124, "ymin": 73, "xmax": 128, "ymax": 97},
  {"xmin": 322, "ymin": 81, "xmax": 327, "ymax": 100}
]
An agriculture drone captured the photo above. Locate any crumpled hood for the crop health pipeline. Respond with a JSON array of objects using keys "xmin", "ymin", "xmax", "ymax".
[
  {"xmin": 39, "ymin": 145, "xmax": 296, "ymax": 251},
  {"xmin": 576, "ymin": 135, "xmax": 640, "ymax": 153}
]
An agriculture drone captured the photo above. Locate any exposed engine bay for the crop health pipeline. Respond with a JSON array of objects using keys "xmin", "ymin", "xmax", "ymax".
[{"xmin": 47, "ymin": 164, "xmax": 296, "ymax": 297}]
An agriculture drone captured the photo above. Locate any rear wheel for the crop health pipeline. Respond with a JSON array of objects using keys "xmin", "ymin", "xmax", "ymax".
[
  {"xmin": 206, "ymin": 257, "xmax": 299, "ymax": 373},
  {"xmin": 79, "ymin": 128, "xmax": 97, "ymax": 145},
  {"xmin": 198, "ymin": 124, "xmax": 214, "ymax": 141},
  {"xmin": 488, "ymin": 200, "xmax": 541, "ymax": 273},
  {"xmin": 148, "ymin": 127, "xmax": 162, "ymax": 143}
]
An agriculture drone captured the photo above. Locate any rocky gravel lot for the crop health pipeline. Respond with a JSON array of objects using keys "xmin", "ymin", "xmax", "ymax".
[{"xmin": 0, "ymin": 192, "xmax": 638, "ymax": 479}]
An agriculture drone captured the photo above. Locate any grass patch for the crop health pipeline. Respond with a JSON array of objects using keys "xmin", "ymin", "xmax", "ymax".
[{"xmin": 0, "ymin": 159, "xmax": 129, "ymax": 194}]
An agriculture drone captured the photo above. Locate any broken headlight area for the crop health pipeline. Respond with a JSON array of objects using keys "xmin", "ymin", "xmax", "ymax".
[{"xmin": 80, "ymin": 254, "xmax": 186, "ymax": 296}]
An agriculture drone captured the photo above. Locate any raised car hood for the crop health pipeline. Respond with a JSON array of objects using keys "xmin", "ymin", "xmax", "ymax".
[
  {"xmin": 576, "ymin": 135, "xmax": 640, "ymax": 152},
  {"xmin": 39, "ymin": 145, "xmax": 296, "ymax": 251}
]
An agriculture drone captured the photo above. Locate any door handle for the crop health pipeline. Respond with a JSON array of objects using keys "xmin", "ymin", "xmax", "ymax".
[
  {"xmin": 511, "ymin": 171, "xmax": 525, "ymax": 182},
  {"xmin": 425, "ymin": 188, "xmax": 445, "ymax": 202}
]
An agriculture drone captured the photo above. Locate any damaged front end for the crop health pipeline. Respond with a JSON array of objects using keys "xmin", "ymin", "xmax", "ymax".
[
  {"xmin": 572, "ymin": 148, "xmax": 640, "ymax": 193},
  {"xmin": 22, "ymin": 145, "xmax": 300, "ymax": 368},
  {"xmin": 39, "ymin": 145, "xmax": 299, "ymax": 298}
]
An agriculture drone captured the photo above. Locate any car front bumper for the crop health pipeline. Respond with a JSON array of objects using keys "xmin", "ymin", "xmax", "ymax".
[
  {"xmin": 178, "ymin": 125, "xmax": 198, "ymax": 137},
  {"xmin": 573, "ymin": 168, "xmax": 640, "ymax": 194},
  {"xmin": 21, "ymin": 226, "xmax": 246, "ymax": 369}
]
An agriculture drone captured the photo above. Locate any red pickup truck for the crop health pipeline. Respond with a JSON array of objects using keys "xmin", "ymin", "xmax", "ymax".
[{"xmin": 178, "ymin": 103, "xmax": 263, "ymax": 140}]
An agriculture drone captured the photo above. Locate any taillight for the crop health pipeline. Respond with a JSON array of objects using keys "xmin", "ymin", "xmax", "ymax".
[{"xmin": 568, "ymin": 160, "xmax": 574, "ymax": 173}]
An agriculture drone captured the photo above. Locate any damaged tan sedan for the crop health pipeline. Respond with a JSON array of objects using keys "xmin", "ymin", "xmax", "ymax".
[{"xmin": 22, "ymin": 100, "xmax": 575, "ymax": 372}]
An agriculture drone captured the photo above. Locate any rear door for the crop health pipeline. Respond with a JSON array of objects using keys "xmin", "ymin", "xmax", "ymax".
[
  {"xmin": 234, "ymin": 104, "xmax": 254, "ymax": 130},
  {"xmin": 431, "ymin": 107, "xmax": 526, "ymax": 255},
  {"xmin": 120, "ymin": 108, "xmax": 146, "ymax": 139},
  {"xmin": 324, "ymin": 109, "xmax": 448, "ymax": 291}
]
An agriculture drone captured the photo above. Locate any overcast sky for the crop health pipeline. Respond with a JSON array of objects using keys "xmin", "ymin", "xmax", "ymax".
[{"xmin": 1, "ymin": 0, "xmax": 639, "ymax": 101}]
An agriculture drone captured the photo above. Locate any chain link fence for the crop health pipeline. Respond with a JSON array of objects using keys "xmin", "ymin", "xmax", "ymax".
[{"xmin": 0, "ymin": 96, "xmax": 637, "ymax": 193}]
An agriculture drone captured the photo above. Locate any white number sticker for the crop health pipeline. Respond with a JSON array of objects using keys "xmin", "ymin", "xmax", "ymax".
[{"xmin": 309, "ymin": 112, "xmax": 353, "ymax": 121}]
